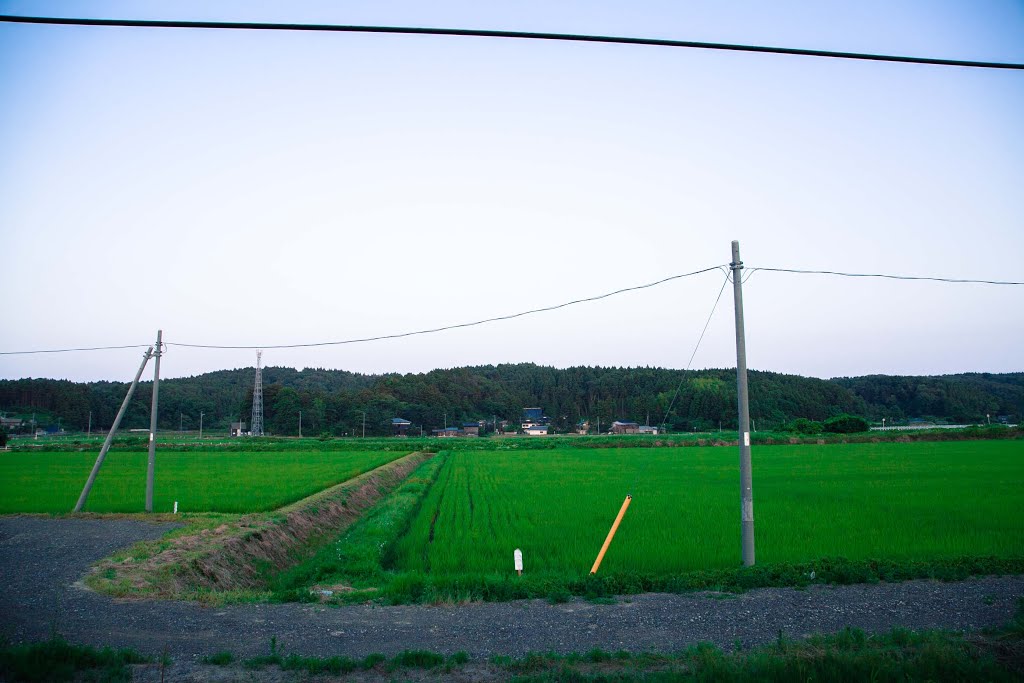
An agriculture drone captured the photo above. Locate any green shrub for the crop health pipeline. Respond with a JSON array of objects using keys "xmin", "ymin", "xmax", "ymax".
[
  {"xmin": 786, "ymin": 418, "xmax": 823, "ymax": 434},
  {"xmin": 824, "ymin": 414, "xmax": 871, "ymax": 433}
]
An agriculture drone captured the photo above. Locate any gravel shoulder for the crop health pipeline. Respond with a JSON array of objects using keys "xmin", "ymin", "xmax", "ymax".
[{"xmin": 1, "ymin": 515, "xmax": 1021, "ymax": 664}]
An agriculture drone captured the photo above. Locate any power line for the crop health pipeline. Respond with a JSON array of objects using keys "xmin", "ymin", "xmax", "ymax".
[
  {"xmin": 2, "ymin": 263, "xmax": 1019, "ymax": 356},
  {"xmin": 659, "ymin": 270, "xmax": 732, "ymax": 430},
  {"xmin": 167, "ymin": 265, "xmax": 729, "ymax": 350},
  {"xmin": 752, "ymin": 267, "xmax": 1024, "ymax": 286},
  {"xmin": 3, "ymin": 14, "xmax": 1023, "ymax": 70},
  {"xmin": 0, "ymin": 343, "xmax": 151, "ymax": 356}
]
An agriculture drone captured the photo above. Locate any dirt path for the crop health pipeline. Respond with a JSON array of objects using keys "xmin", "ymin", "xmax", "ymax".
[{"xmin": 1, "ymin": 516, "xmax": 1021, "ymax": 664}]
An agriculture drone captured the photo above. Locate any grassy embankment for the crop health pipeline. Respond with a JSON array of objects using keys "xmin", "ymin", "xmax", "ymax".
[
  {"xmin": 9, "ymin": 424, "xmax": 1020, "ymax": 453},
  {"xmin": 281, "ymin": 440, "xmax": 1024, "ymax": 603}
]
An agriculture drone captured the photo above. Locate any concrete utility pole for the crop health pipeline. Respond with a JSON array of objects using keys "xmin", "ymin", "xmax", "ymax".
[
  {"xmin": 199, "ymin": 411, "xmax": 204, "ymax": 440},
  {"xmin": 361, "ymin": 411, "xmax": 366, "ymax": 438},
  {"xmin": 75, "ymin": 347, "xmax": 153, "ymax": 512},
  {"xmin": 730, "ymin": 241, "xmax": 755, "ymax": 566},
  {"xmin": 87, "ymin": 411, "xmax": 92, "ymax": 437},
  {"xmin": 145, "ymin": 330, "xmax": 163, "ymax": 513},
  {"xmin": 298, "ymin": 410, "xmax": 302, "ymax": 438}
]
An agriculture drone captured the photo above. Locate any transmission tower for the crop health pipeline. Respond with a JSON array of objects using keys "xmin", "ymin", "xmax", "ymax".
[{"xmin": 250, "ymin": 350, "xmax": 264, "ymax": 437}]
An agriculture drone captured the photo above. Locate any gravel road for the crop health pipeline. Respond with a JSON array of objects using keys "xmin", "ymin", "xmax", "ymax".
[{"xmin": 1, "ymin": 516, "xmax": 1021, "ymax": 664}]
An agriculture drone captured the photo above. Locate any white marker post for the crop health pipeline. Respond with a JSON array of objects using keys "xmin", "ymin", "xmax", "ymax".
[
  {"xmin": 514, "ymin": 548, "xmax": 523, "ymax": 575},
  {"xmin": 173, "ymin": 501, "xmax": 178, "ymax": 514}
]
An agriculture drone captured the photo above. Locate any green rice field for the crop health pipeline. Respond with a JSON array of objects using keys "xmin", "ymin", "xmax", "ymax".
[
  {"xmin": 387, "ymin": 441, "xmax": 1024, "ymax": 577},
  {"xmin": 0, "ymin": 450, "xmax": 402, "ymax": 514}
]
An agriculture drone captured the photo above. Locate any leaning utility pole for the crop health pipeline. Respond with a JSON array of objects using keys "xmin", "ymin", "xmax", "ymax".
[
  {"xmin": 145, "ymin": 330, "xmax": 163, "ymax": 512},
  {"xmin": 730, "ymin": 241, "xmax": 755, "ymax": 566},
  {"xmin": 74, "ymin": 346, "xmax": 153, "ymax": 512},
  {"xmin": 250, "ymin": 350, "xmax": 264, "ymax": 436}
]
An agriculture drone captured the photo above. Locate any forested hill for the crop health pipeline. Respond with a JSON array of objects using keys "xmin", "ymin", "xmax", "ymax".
[{"xmin": 0, "ymin": 365, "xmax": 1021, "ymax": 436}]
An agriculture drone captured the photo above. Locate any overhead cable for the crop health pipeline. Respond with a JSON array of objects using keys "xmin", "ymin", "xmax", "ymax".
[
  {"xmin": 659, "ymin": 270, "xmax": 732, "ymax": 429},
  {"xmin": 0, "ymin": 343, "xmax": 151, "ymax": 356},
  {"xmin": 752, "ymin": 267, "xmax": 1024, "ymax": 286},
  {"xmin": 166, "ymin": 265, "xmax": 729, "ymax": 350},
  {"xmin": 2, "ymin": 15, "xmax": 1023, "ymax": 70}
]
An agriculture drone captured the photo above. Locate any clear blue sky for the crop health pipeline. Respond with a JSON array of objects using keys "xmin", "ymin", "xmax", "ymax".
[{"xmin": 1, "ymin": 1, "xmax": 1022, "ymax": 382}]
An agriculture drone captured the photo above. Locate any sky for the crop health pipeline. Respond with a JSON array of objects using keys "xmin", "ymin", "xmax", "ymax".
[{"xmin": 1, "ymin": 1, "xmax": 1022, "ymax": 383}]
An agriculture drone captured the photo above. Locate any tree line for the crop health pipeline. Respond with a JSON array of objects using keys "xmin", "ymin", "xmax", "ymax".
[{"xmin": 0, "ymin": 365, "xmax": 1020, "ymax": 436}]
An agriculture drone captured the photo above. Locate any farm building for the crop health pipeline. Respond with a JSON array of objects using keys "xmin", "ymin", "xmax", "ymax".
[
  {"xmin": 391, "ymin": 417, "xmax": 412, "ymax": 436},
  {"xmin": 432, "ymin": 427, "xmax": 462, "ymax": 438},
  {"xmin": 576, "ymin": 420, "xmax": 590, "ymax": 435},
  {"xmin": 610, "ymin": 421, "xmax": 640, "ymax": 434},
  {"xmin": 462, "ymin": 422, "xmax": 480, "ymax": 436},
  {"xmin": 230, "ymin": 421, "xmax": 247, "ymax": 437},
  {"xmin": 524, "ymin": 424, "xmax": 549, "ymax": 436},
  {"xmin": 638, "ymin": 425, "xmax": 659, "ymax": 435}
]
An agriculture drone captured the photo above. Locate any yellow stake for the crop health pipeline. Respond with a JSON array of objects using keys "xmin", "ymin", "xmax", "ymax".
[{"xmin": 589, "ymin": 494, "xmax": 632, "ymax": 574}]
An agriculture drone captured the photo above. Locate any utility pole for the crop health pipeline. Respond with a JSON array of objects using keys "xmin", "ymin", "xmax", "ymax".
[
  {"xmin": 730, "ymin": 241, "xmax": 755, "ymax": 566},
  {"xmin": 199, "ymin": 411, "xmax": 204, "ymax": 440},
  {"xmin": 145, "ymin": 330, "xmax": 162, "ymax": 513},
  {"xmin": 74, "ymin": 347, "xmax": 153, "ymax": 512},
  {"xmin": 87, "ymin": 411, "xmax": 92, "ymax": 437},
  {"xmin": 298, "ymin": 410, "xmax": 302, "ymax": 438},
  {"xmin": 361, "ymin": 411, "xmax": 366, "ymax": 438},
  {"xmin": 179, "ymin": 412, "xmax": 183, "ymax": 434}
]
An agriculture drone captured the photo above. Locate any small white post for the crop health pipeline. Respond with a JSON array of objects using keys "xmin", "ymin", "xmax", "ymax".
[
  {"xmin": 514, "ymin": 548, "xmax": 523, "ymax": 575},
  {"xmin": 173, "ymin": 501, "xmax": 178, "ymax": 514}
]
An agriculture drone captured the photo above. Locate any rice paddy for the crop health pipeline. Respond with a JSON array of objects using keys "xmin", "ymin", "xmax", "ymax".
[
  {"xmin": 0, "ymin": 450, "xmax": 402, "ymax": 514},
  {"xmin": 386, "ymin": 441, "xmax": 1024, "ymax": 577}
]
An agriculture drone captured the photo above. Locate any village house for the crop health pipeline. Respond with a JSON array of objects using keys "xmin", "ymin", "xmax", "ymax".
[
  {"xmin": 610, "ymin": 420, "xmax": 640, "ymax": 435},
  {"xmin": 524, "ymin": 424, "xmax": 549, "ymax": 436},
  {"xmin": 391, "ymin": 417, "xmax": 412, "ymax": 436}
]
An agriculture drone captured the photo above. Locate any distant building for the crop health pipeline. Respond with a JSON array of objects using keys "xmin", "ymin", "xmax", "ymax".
[
  {"xmin": 432, "ymin": 427, "xmax": 462, "ymax": 438},
  {"xmin": 0, "ymin": 416, "xmax": 24, "ymax": 431},
  {"xmin": 522, "ymin": 407, "xmax": 549, "ymax": 430},
  {"xmin": 462, "ymin": 422, "xmax": 480, "ymax": 436},
  {"xmin": 576, "ymin": 420, "xmax": 590, "ymax": 435},
  {"xmin": 230, "ymin": 421, "xmax": 247, "ymax": 437},
  {"xmin": 391, "ymin": 417, "xmax": 412, "ymax": 437},
  {"xmin": 638, "ymin": 425, "xmax": 659, "ymax": 435},
  {"xmin": 610, "ymin": 421, "xmax": 640, "ymax": 435},
  {"xmin": 524, "ymin": 425, "xmax": 549, "ymax": 436}
]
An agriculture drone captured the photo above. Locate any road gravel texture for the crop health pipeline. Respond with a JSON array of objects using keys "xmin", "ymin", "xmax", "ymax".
[{"xmin": 1, "ymin": 516, "xmax": 1022, "ymax": 664}]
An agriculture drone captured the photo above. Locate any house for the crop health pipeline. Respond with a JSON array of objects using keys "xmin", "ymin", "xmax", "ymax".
[
  {"xmin": 462, "ymin": 422, "xmax": 480, "ymax": 437},
  {"xmin": 576, "ymin": 420, "xmax": 590, "ymax": 435},
  {"xmin": 432, "ymin": 427, "xmax": 462, "ymax": 438},
  {"xmin": 0, "ymin": 416, "xmax": 24, "ymax": 431},
  {"xmin": 230, "ymin": 421, "xmax": 247, "ymax": 437},
  {"xmin": 391, "ymin": 417, "xmax": 412, "ymax": 437},
  {"xmin": 521, "ymin": 407, "xmax": 549, "ymax": 430},
  {"xmin": 524, "ymin": 424, "xmax": 549, "ymax": 436},
  {"xmin": 638, "ymin": 425, "xmax": 659, "ymax": 435},
  {"xmin": 610, "ymin": 421, "xmax": 640, "ymax": 435}
]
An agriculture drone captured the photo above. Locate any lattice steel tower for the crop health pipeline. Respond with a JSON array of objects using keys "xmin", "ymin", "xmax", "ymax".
[{"xmin": 250, "ymin": 350, "xmax": 264, "ymax": 437}]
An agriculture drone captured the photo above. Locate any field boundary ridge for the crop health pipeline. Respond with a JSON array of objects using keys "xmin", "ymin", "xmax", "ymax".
[{"xmin": 87, "ymin": 450, "xmax": 433, "ymax": 599}]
